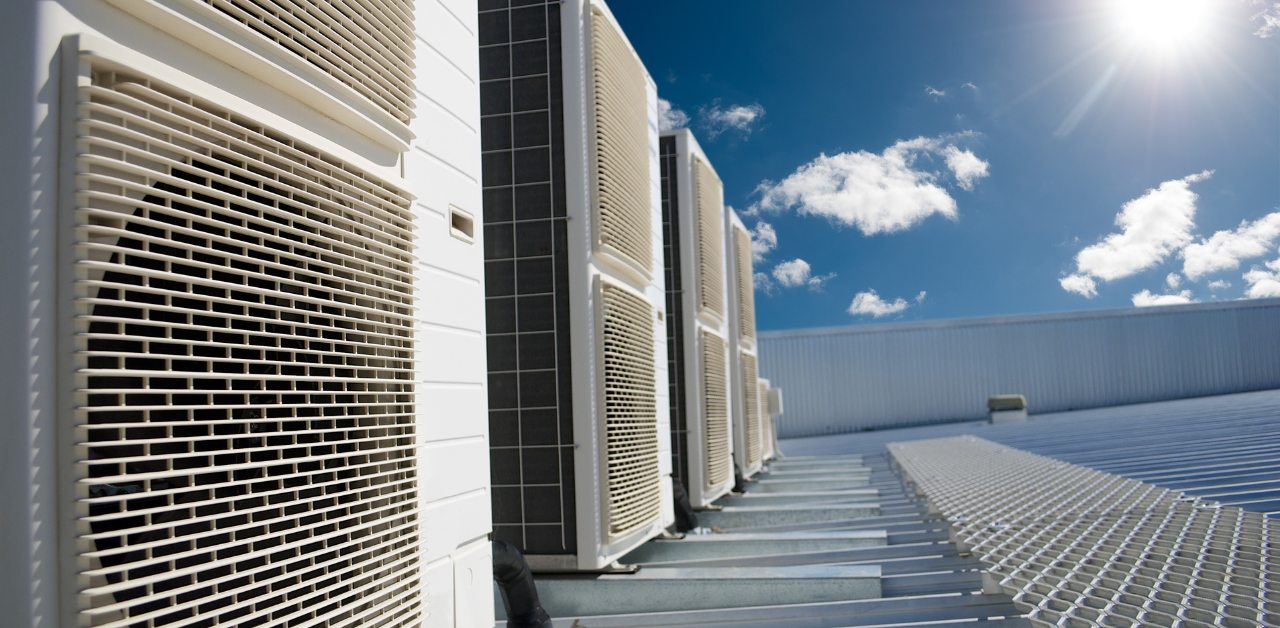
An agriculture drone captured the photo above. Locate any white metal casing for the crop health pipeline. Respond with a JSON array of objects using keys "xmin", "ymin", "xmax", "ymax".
[
  {"xmin": 660, "ymin": 128, "xmax": 735, "ymax": 508},
  {"xmin": 561, "ymin": 0, "xmax": 675, "ymax": 570},
  {"xmin": 16, "ymin": 1, "xmax": 494, "ymax": 626},
  {"xmin": 758, "ymin": 378, "xmax": 776, "ymax": 461},
  {"xmin": 725, "ymin": 207, "xmax": 762, "ymax": 478}
]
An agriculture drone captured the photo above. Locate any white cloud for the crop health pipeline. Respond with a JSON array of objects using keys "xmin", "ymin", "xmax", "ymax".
[
  {"xmin": 1253, "ymin": 1, "xmax": 1280, "ymax": 37},
  {"xmin": 658, "ymin": 98, "xmax": 689, "ymax": 131},
  {"xmin": 1179, "ymin": 212, "xmax": 1280, "ymax": 281},
  {"xmin": 771, "ymin": 259, "xmax": 836, "ymax": 291},
  {"xmin": 1166, "ymin": 273, "xmax": 1182, "ymax": 289},
  {"xmin": 1060, "ymin": 274, "xmax": 1098, "ymax": 298},
  {"xmin": 962, "ymin": 82, "xmax": 978, "ymax": 90},
  {"xmin": 1132, "ymin": 289, "xmax": 1198, "ymax": 307},
  {"xmin": 941, "ymin": 146, "xmax": 989, "ymax": 191},
  {"xmin": 753, "ymin": 271, "xmax": 776, "ymax": 295},
  {"xmin": 699, "ymin": 100, "xmax": 765, "ymax": 139},
  {"xmin": 915, "ymin": 291, "xmax": 927, "ymax": 304},
  {"xmin": 925, "ymin": 85, "xmax": 946, "ymax": 98},
  {"xmin": 750, "ymin": 221, "xmax": 777, "ymax": 262},
  {"xmin": 1062, "ymin": 171, "xmax": 1211, "ymax": 294},
  {"xmin": 748, "ymin": 134, "xmax": 991, "ymax": 235},
  {"xmin": 1243, "ymin": 258, "xmax": 1280, "ymax": 298},
  {"xmin": 1208, "ymin": 279, "xmax": 1231, "ymax": 291},
  {"xmin": 848, "ymin": 290, "xmax": 911, "ymax": 317}
]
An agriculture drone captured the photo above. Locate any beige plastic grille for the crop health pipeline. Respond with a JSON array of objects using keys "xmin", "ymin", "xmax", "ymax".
[
  {"xmin": 700, "ymin": 331, "xmax": 730, "ymax": 488},
  {"xmin": 589, "ymin": 10, "xmax": 652, "ymax": 281},
  {"xmin": 733, "ymin": 226, "xmax": 756, "ymax": 345},
  {"xmin": 694, "ymin": 158, "xmax": 724, "ymax": 322},
  {"xmin": 889, "ymin": 436, "xmax": 1279, "ymax": 628},
  {"xmin": 72, "ymin": 62, "xmax": 420, "ymax": 628},
  {"xmin": 193, "ymin": 0, "xmax": 416, "ymax": 124},
  {"xmin": 757, "ymin": 379, "xmax": 770, "ymax": 457},
  {"xmin": 740, "ymin": 351, "xmax": 761, "ymax": 466},
  {"xmin": 599, "ymin": 282, "xmax": 662, "ymax": 537}
]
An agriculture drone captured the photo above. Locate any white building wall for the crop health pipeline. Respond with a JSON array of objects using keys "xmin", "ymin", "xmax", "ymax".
[
  {"xmin": 759, "ymin": 298, "xmax": 1280, "ymax": 438},
  {"xmin": 7, "ymin": 1, "xmax": 493, "ymax": 626}
]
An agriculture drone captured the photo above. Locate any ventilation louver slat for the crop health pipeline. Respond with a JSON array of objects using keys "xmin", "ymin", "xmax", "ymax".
[
  {"xmin": 757, "ymin": 380, "xmax": 770, "ymax": 458},
  {"xmin": 694, "ymin": 158, "xmax": 724, "ymax": 322},
  {"xmin": 700, "ymin": 331, "xmax": 730, "ymax": 487},
  {"xmin": 599, "ymin": 282, "xmax": 662, "ymax": 537},
  {"xmin": 72, "ymin": 61, "xmax": 420, "ymax": 628},
  {"xmin": 590, "ymin": 10, "xmax": 652, "ymax": 281},
  {"xmin": 741, "ymin": 351, "xmax": 761, "ymax": 466},
  {"xmin": 734, "ymin": 226, "xmax": 756, "ymax": 345},
  {"xmin": 194, "ymin": 0, "xmax": 417, "ymax": 124}
]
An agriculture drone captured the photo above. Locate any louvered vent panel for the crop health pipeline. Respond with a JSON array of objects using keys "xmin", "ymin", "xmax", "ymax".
[
  {"xmin": 700, "ymin": 331, "xmax": 730, "ymax": 488},
  {"xmin": 741, "ymin": 351, "xmax": 761, "ymax": 466},
  {"xmin": 734, "ymin": 227, "xmax": 756, "ymax": 345},
  {"xmin": 194, "ymin": 0, "xmax": 416, "ymax": 124},
  {"xmin": 694, "ymin": 158, "xmax": 724, "ymax": 322},
  {"xmin": 757, "ymin": 380, "xmax": 770, "ymax": 457},
  {"xmin": 599, "ymin": 282, "xmax": 662, "ymax": 537},
  {"xmin": 73, "ymin": 62, "xmax": 420, "ymax": 628},
  {"xmin": 590, "ymin": 10, "xmax": 652, "ymax": 280}
]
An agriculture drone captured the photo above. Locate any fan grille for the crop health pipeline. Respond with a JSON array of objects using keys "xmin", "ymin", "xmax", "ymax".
[
  {"xmin": 73, "ymin": 61, "xmax": 420, "ymax": 628},
  {"xmin": 694, "ymin": 158, "xmax": 724, "ymax": 322},
  {"xmin": 741, "ymin": 351, "xmax": 761, "ymax": 466},
  {"xmin": 590, "ymin": 10, "xmax": 652, "ymax": 280},
  {"xmin": 700, "ymin": 331, "xmax": 730, "ymax": 488},
  {"xmin": 734, "ymin": 226, "xmax": 755, "ymax": 345},
  {"xmin": 599, "ymin": 282, "xmax": 661, "ymax": 537}
]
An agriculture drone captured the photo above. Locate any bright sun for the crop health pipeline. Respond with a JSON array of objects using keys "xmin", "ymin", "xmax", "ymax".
[{"xmin": 1113, "ymin": 0, "xmax": 1212, "ymax": 51}]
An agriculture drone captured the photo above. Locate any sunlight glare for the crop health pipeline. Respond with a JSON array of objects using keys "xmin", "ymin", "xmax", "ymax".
[{"xmin": 1114, "ymin": 0, "xmax": 1211, "ymax": 51}]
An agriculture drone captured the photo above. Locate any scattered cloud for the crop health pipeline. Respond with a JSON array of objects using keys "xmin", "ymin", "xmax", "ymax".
[
  {"xmin": 750, "ymin": 221, "xmax": 777, "ymax": 262},
  {"xmin": 749, "ymin": 134, "xmax": 991, "ymax": 235},
  {"xmin": 1253, "ymin": 1, "xmax": 1280, "ymax": 37},
  {"xmin": 1208, "ymin": 279, "xmax": 1232, "ymax": 291},
  {"xmin": 1061, "ymin": 171, "xmax": 1211, "ymax": 296},
  {"xmin": 665, "ymin": 70, "xmax": 678, "ymax": 84},
  {"xmin": 1060, "ymin": 274, "xmax": 1098, "ymax": 298},
  {"xmin": 915, "ymin": 291, "xmax": 927, "ymax": 304},
  {"xmin": 1243, "ymin": 258, "xmax": 1280, "ymax": 298},
  {"xmin": 848, "ymin": 290, "xmax": 911, "ymax": 317},
  {"xmin": 1166, "ymin": 273, "xmax": 1182, "ymax": 290},
  {"xmin": 658, "ymin": 98, "xmax": 689, "ymax": 131},
  {"xmin": 925, "ymin": 85, "xmax": 946, "ymax": 99},
  {"xmin": 962, "ymin": 82, "xmax": 978, "ymax": 90},
  {"xmin": 1132, "ymin": 289, "xmax": 1198, "ymax": 307},
  {"xmin": 1180, "ymin": 212, "xmax": 1280, "ymax": 281},
  {"xmin": 754, "ymin": 271, "xmax": 776, "ymax": 295},
  {"xmin": 698, "ymin": 100, "xmax": 765, "ymax": 139},
  {"xmin": 771, "ymin": 259, "xmax": 835, "ymax": 291}
]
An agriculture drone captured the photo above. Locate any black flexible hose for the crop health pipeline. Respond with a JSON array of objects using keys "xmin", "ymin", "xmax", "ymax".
[
  {"xmin": 492, "ymin": 540, "xmax": 552, "ymax": 628},
  {"xmin": 671, "ymin": 479, "xmax": 698, "ymax": 532}
]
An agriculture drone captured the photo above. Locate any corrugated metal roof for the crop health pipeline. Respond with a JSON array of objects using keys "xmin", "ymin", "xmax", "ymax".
[{"xmin": 781, "ymin": 388, "xmax": 1280, "ymax": 517}]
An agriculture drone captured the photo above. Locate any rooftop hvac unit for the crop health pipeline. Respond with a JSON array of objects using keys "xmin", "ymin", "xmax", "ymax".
[
  {"xmin": 478, "ymin": 0, "xmax": 672, "ymax": 571},
  {"xmin": 758, "ymin": 378, "xmax": 776, "ymax": 461},
  {"xmin": 657, "ymin": 129, "xmax": 734, "ymax": 508},
  {"xmin": 63, "ymin": 50, "xmax": 425, "ymax": 628},
  {"xmin": 725, "ymin": 209, "xmax": 762, "ymax": 478},
  {"xmin": 765, "ymin": 383, "xmax": 784, "ymax": 458}
]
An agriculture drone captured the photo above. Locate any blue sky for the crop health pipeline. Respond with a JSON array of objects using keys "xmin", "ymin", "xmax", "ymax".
[{"xmin": 613, "ymin": 0, "xmax": 1280, "ymax": 331}]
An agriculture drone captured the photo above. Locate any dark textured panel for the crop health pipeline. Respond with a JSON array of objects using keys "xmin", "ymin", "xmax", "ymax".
[
  {"xmin": 480, "ymin": 0, "xmax": 576, "ymax": 556},
  {"xmin": 659, "ymin": 136, "xmax": 689, "ymax": 488}
]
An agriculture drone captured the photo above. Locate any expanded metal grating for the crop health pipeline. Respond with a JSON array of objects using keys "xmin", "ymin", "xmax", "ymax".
[
  {"xmin": 73, "ymin": 60, "xmax": 420, "ymax": 628},
  {"xmin": 741, "ymin": 351, "xmax": 761, "ymax": 466},
  {"xmin": 191, "ymin": 0, "xmax": 417, "ymax": 124},
  {"xmin": 693, "ymin": 157, "xmax": 723, "ymax": 323},
  {"xmin": 889, "ymin": 436, "xmax": 1278, "ymax": 628},
  {"xmin": 599, "ymin": 281, "xmax": 662, "ymax": 537},
  {"xmin": 700, "ymin": 330, "xmax": 730, "ymax": 488},
  {"xmin": 589, "ymin": 9, "xmax": 652, "ymax": 281}
]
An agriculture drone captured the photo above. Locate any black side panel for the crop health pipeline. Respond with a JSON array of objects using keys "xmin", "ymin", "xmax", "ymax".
[
  {"xmin": 659, "ymin": 136, "xmax": 689, "ymax": 488},
  {"xmin": 479, "ymin": 0, "xmax": 576, "ymax": 556}
]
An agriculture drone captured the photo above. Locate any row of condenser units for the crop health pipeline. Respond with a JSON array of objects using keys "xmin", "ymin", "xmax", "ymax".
[
  {"xmin": 33, "ymin": 0, "xmax": 784, "ymax": 626},
  {"xmin": 477, "ymin": 3, "xmax": 787, "ymax": 572}
]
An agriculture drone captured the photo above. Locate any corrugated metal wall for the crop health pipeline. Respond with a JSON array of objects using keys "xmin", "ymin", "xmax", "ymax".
[{"xmin": 758, "ymin": 298, "xmax": 1280, "ymax": 438}]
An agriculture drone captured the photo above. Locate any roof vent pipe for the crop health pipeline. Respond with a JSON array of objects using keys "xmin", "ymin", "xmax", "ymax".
[{"xmin": 493, "ymin": 540, "xmax": 553, "ymax": 628}]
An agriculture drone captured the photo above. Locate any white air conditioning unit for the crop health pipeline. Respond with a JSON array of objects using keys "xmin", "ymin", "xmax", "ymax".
[
  {"xmin": 656, "ymin": 129, "xmax": 734, "ymax": 508},
  {"xmin": 765, "ymin": 383, "xmax": 784, "ymax": 459},
  {"xmin": 758, "ymin": 378, "xmax": 776, "ymax": 461},
  {"xmin": 725, "ymin": 209, "xmax": 763, "ymax": 478},
  {"xmin": 63, "ymin": 46, "xmax": 430, "ymax": 628},
  {"xmin": 479, "ymin": 0, "xmax": 672, "ymax": 571}
]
